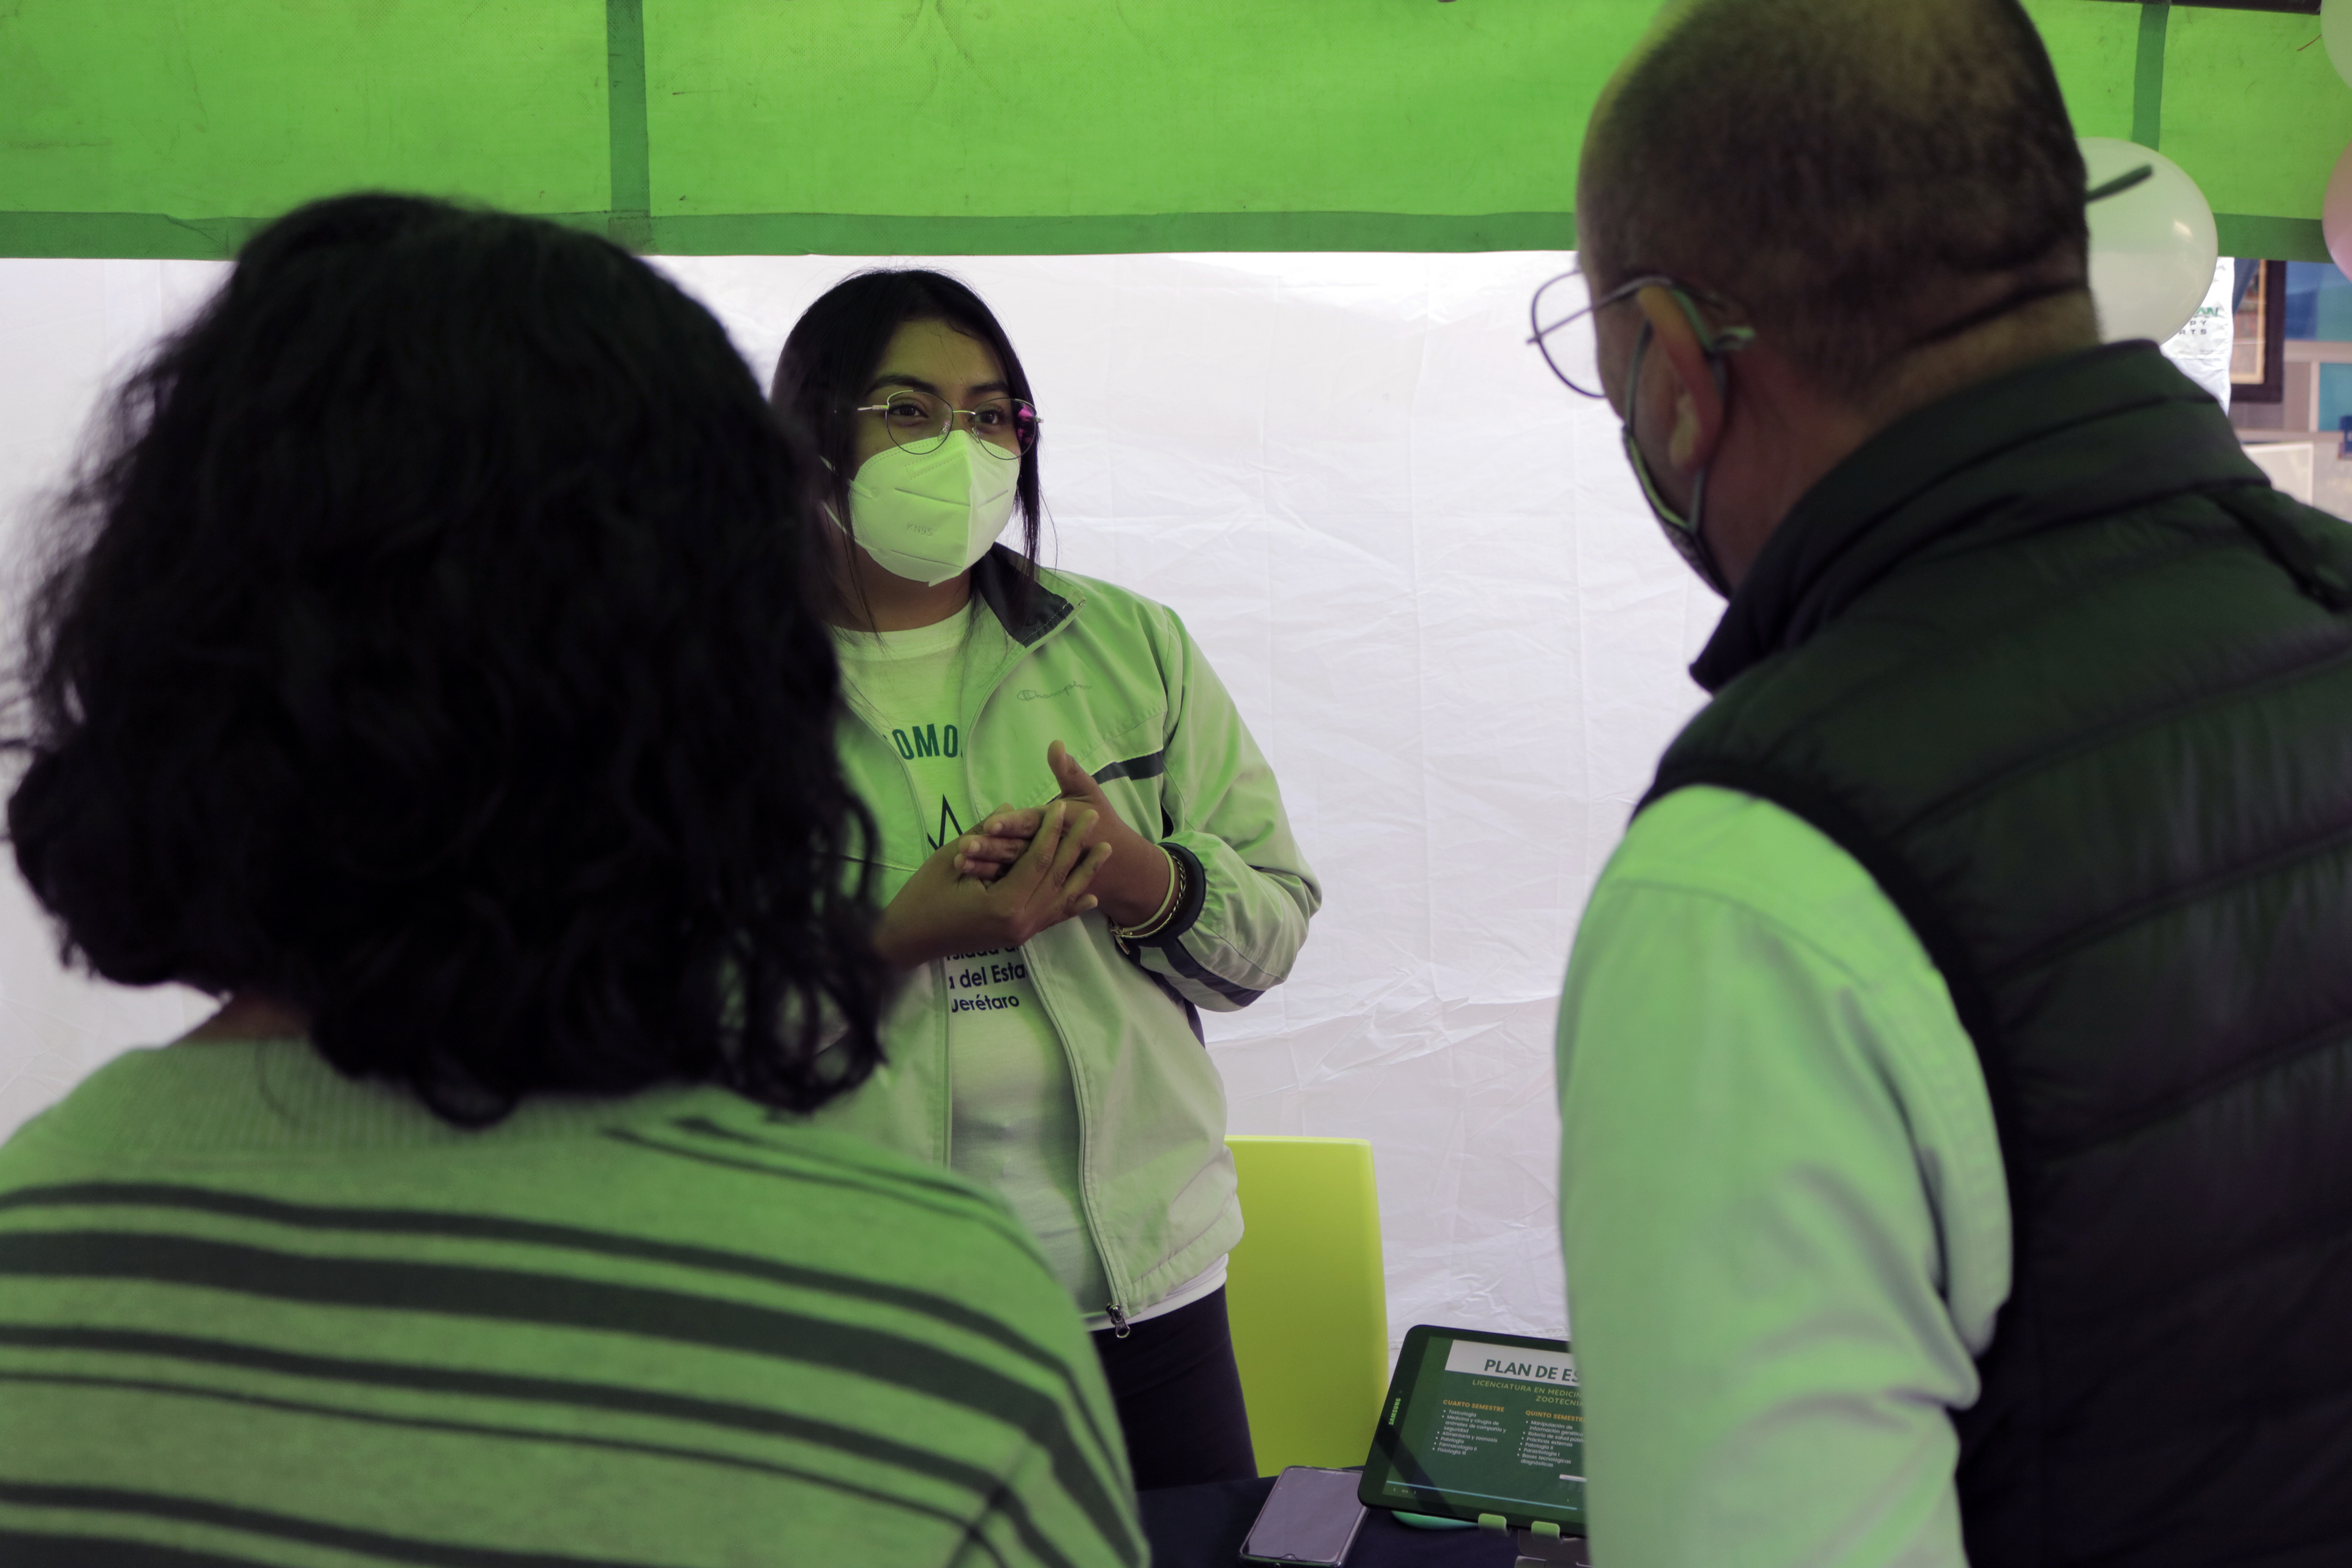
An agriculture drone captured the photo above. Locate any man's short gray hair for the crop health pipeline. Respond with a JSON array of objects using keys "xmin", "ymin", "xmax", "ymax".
[{"xmin": 1580, "ymin": 0, "xmax": 2089, "ymax": 401}]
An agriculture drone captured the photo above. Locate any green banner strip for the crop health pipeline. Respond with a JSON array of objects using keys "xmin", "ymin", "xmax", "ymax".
[
  {"xmin": 0, "ymin": 209, "xmax": 1578, "ymax": 259},
  {"xmin": 0, "ymin": 208, "xmax": 2325, "ymax": 263},
  {"xmin": 2214, "ymin": 213, "xmax": 2328, "ymax": 262},
  {"xmin": 2132, "ymin": 1, "xmax": 2170, "ymax": 149},
  {"xmin": 0, "ymin": 211, "xmax": 246, "ymax": 260},
  {"xmin": 0, "ymin": 211, "xmax": 610, "ymax": 260},
  {"xmin": 645, "ymin": 211, "xmax": 1580, "ymax": 255},
  {"xmin": 606, "ymin": 0, "xmax": 650, "ymax": 251}
]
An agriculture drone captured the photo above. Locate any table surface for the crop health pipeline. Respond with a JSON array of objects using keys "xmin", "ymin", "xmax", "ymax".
[{"xmin": 1140, "ymin": 1475, "xmax": 1558, "ymax": 1568}]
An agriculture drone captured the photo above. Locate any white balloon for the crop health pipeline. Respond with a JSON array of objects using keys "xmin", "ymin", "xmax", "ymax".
[
  {"xmin": 2080, "ymin": 136, "xmax": 2220, "ymax": 345},
  {"xmin": 2328, "ymin": 0, "xmax": 2352, "ymax": 94}
]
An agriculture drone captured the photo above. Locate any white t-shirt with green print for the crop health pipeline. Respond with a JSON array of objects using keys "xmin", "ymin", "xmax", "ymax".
[{"xmin": 833, "ymin": 604, "xmax": 1112, "ymax": 1317}]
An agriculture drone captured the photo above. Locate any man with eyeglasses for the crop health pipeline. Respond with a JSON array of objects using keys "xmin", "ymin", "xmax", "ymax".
[{"xmin": 1545, "ymin": 1, "xmax": 2352, "ymax": 1564}]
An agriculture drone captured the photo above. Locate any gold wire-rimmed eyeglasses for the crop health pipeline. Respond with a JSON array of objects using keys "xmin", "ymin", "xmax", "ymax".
[{"xmin": 851, "ymin": 388, "xmax": 1040, "ymax": 458}]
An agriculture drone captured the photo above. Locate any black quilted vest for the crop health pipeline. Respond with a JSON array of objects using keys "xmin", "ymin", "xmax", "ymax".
[{"xmin": 1642, "ymin": 344, "xmax": 2352, "ymax": 1566}]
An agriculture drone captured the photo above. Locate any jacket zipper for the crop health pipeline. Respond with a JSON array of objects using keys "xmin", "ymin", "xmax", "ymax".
[
  {"xmin": 864, "ymin": 592, "xmax": 1132, "ymax": 1324},
  {"xmin": 949, "ymin": 605, "xmax": 1139, "ymax": 1334}
]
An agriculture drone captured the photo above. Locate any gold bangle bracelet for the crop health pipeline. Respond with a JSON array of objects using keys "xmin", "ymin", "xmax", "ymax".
[{"xmin": 1112, "ymin": 846, "xmax": 1184, "ymax": 941}]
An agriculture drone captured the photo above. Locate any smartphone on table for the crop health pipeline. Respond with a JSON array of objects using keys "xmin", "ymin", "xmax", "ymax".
[{"xmin": 1239, "ymin": 1465, "xmax": 1368, "ymax": 1565}]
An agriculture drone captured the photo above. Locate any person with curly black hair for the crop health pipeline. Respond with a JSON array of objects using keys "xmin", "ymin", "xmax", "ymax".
[{"xmin": 0, "ymin": 195, "xmax": 1140, "ymax": 1568}]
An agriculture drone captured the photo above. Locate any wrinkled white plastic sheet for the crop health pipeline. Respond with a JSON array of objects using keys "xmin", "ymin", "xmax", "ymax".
[
  {"xmin": 0, "ymin": 260, "xmax": 232, "ymax": 1137},
  {"xmin": 0, "ymin": 251, "xmax": 1720, "ymax": 1348}
]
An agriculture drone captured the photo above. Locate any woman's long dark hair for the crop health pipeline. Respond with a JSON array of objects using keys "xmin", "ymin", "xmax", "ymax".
[
  {"xmin": 6, "ymin": 193, "xmax": 891, "ymax": 1123},
  {"xmin": 769, "ymin": 270, "xmax": 1044, "ymax": 615}
]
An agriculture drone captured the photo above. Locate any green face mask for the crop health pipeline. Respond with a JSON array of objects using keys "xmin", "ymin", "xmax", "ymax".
[{"xmin": 839, "ymin": 430, "xmax": 1018, "ymax": 587}]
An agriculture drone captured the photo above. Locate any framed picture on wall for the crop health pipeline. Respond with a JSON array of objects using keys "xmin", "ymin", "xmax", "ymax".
[{"xmin": 2233, "ymin": 259, "xmax": 2287, "ymax": 405}]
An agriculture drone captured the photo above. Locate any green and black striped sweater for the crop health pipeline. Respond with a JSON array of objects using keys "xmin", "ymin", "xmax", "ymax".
[{"xmin": 0, "ymin": 1039, "xmax": 1145, "ymax": 1568}]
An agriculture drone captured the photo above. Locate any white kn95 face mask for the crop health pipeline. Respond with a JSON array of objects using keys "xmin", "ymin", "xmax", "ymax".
[{"xmin": 838, "ymin": 430, "xmax": 1019, "ymax": 586}]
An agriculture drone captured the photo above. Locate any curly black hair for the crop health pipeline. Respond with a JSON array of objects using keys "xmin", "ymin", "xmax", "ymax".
[{"xmin": 7, "ymin": 193, "xmax": 891, "ymax": 1123}]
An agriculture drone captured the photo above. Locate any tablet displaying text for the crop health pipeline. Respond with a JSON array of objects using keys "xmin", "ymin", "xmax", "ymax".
[{"xmin": 1357, "ymin": 1325, "xmax": 1585, "ymax": 1534}]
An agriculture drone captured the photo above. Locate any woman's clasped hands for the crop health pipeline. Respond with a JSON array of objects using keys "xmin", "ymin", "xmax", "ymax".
[
  {"xmin": 873, "ymin": 797, "xmax": 1112, "ymax": 969},
  {"xmin": 949, "ymin": 740, "xmax": 1176, "ymax": 929}
]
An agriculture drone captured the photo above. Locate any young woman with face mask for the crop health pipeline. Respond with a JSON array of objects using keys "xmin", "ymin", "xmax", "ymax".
[{"xmin": 772, "ymin": 270, "xmax": 1321, "ymax": 1490}]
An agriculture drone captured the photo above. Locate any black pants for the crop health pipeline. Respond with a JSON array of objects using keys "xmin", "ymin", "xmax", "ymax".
[{"xmin": 1091, "ymin": 1285, "xmax": 1258, "ymax": 1490}]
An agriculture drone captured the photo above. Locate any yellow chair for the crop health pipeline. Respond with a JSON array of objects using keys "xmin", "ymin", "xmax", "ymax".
[{"xmin": 1224, "ymin": 1135, "xmax": 1391, "ymax": 1477}]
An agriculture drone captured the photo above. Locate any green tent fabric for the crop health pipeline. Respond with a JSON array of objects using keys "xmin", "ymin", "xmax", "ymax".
[{"xmin": 0, "ymin": 2, "xmax": 2341, "ymax": 262}]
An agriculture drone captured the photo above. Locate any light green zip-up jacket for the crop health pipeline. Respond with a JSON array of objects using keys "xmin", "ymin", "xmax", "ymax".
[{"xmin": 814, "ymin": 548, "xmax": 1320, "ymax": 1324}]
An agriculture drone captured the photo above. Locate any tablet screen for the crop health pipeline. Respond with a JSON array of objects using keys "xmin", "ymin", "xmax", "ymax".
[{"xmin": 1357, "ymin": 1325, "xmax": 1585, "ymax": 1532}]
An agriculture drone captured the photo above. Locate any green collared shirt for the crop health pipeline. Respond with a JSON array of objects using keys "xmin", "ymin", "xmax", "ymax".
[{"xmin": 1557, "ymin": 786, "xmax": 2006, "ymax": 1568}]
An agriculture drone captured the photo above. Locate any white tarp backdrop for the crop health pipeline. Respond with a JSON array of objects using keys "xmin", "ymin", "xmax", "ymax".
[
  {"xmin": 0, "ymin": 260, "xmax": 229, "ymax": 1139},
  {"xmin": 0, "ymin": 250, "xmax": 1722, "ymax": 1349}
]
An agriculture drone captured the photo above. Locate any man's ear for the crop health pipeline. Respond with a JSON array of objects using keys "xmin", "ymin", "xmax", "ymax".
[{"xmin": 1634, "ymin": 285, "xmax": 1726, "ymax": 475}]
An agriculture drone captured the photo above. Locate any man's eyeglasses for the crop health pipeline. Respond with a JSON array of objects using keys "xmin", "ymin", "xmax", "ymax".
[
  {"xmin": 1527, "ymin": 271, "xmax": 1749, "ymax": 400},
  {"xmin": 1529, "ymin": 165, "xmax": 2152, "ymax": 399},
  {"xmin": 852, "ymin": 389, "xmax": 1039, "ymax": 458}
]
